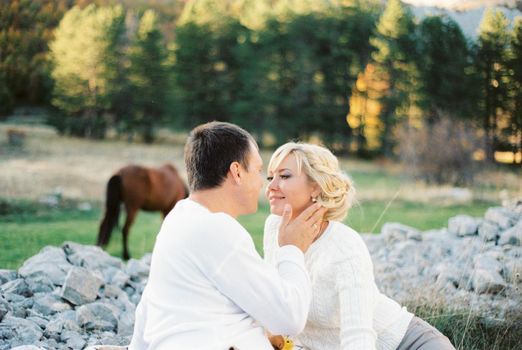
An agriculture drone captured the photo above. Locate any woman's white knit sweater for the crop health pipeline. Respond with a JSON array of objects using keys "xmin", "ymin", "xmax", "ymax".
[{"xmin": 264, "ymin": 215, "xmax": 413, "ymax": 350}]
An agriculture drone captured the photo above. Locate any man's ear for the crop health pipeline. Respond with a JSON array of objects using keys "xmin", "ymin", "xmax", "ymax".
[{"xmin": 229, "ymin": 161, "xmax": 242, "ymax": 185}]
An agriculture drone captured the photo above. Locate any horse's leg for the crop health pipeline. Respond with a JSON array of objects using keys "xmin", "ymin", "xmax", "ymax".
[{"xmin": 122, "ymin": 208, "xmax": 138, "ymax": 260}]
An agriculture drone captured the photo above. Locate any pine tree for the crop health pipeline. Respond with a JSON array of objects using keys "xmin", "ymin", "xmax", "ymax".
[
  {"xmin": 367, "ymin": 0, "xmax": 420, "ymax": 157},
  {"xmin": 128, "ymin": 10, "xmax": 169, "ymax": 143},
  {"xmin": 49, "ymin": 4, "xmax": 126, "ymax": 138},
  {"xmin": 475, "ymin": 8, "xmax": 511, "ymax": 162},
  {"xmin": 417, "ymin": 15, "xmax": 474, "ymax": 122},
  {"xmin": 507, "ymin": 17, "xmax": 522, "ymax": 164},
  {"xmin": 0, "ymin": 0, "xmax": 71, "ymax": 114}
]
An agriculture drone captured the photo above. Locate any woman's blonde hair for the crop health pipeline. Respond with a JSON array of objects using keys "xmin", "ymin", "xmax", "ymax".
[{"xmin": 267, "ymin": 142, "xmax": 355, "ymax": 221}]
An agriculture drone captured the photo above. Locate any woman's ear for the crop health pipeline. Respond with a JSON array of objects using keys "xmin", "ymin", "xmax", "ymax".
[{"xmin": 311, "ymin": 184, "xmax": 321, "ymax": 199}]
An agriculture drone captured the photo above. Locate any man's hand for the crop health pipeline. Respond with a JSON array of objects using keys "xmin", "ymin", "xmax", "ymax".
[{"xmin": 278, "ymin": 203, "xmax": 326, "ymax": 253}]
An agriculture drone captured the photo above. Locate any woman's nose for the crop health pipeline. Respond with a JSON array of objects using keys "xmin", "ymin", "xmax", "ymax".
[{"xmin": 267, "ymin": 177, "xmax": 278, "ymax": 190}]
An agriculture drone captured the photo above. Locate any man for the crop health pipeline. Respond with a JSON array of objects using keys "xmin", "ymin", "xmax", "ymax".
[{"xmin": 129, "ymin": 122, "xmax": 325, "ymax": 350}]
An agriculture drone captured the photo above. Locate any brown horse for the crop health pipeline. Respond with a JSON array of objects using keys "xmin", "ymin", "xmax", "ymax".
[{"xmin": 97, "ymin": 163, "xmax": 188, "ymax": 260}]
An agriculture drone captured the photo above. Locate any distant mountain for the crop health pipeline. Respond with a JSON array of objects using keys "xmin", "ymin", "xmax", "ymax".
[{"xmin": 405, "ymin": 1, "xmax": 521, "ymax": 40}]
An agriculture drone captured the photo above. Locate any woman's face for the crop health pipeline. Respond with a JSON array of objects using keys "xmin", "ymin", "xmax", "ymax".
[{"xmin": 265, "ymin": 153, "xmax": 319, "ymax": 219}]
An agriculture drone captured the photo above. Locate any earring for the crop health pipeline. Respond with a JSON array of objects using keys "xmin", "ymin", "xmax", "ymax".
[{"xmin": 312, "ymin": 197, "xmax": 317, "ymax": 203}]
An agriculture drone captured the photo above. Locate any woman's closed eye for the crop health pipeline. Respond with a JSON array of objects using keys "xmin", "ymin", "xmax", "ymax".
[{"xmin": 267, "ymin": 174, "xmax": 291, "ymax": 181}]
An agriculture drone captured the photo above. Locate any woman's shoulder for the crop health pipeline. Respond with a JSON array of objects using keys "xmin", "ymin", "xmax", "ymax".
[{"xmin": 323, "ymin": 221, "xmax": 372, "ymax": 260}]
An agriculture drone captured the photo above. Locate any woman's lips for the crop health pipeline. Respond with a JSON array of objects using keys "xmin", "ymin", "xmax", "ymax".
[{"xmin": 268, "ymin": 196, "xmax": 285, "ymax": 204}]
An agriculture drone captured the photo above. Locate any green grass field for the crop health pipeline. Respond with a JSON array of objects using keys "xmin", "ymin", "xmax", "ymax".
[{"xmin": 0, "ymin": 197, "xmax": 494, "ymax": 270}]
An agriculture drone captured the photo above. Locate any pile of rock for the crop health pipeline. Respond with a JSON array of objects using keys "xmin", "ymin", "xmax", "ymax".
[
  {"xmin": 0, "ymin": 242, "xmax": 150, "ymax": 350},
  {"xmin": 364, "ymin": 199, "xmax": 522, "ymax": 323},
  {"xmin": 0, "ymin": 200, "xmax": 520, "ymax": 349}
]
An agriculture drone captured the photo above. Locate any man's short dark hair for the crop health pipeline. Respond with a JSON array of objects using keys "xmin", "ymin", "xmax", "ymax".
[{"xmin": 184, "ymin": 121, "xmax": 257, "ymax": 191}]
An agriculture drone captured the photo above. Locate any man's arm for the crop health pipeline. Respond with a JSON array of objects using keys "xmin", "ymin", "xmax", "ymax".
[{"xmin": 210, "ymin": 238, "xmax": 311, "ymax": 335}]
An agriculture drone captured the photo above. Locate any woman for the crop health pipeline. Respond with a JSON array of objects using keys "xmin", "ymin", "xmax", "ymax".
[{"xmin": 263, "ymin": 142, "xmax": 455, "ymax": 350}]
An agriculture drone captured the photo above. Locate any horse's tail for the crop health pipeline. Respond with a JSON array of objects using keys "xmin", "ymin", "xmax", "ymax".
[{"xmin": 97, "ymin": 174, "xmax": 122, "ymax": 247}]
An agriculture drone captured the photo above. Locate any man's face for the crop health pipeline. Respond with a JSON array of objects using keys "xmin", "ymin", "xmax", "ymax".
[{"xmin": 239, "ymin": 143, "xmax": 264, "ymax": 215}]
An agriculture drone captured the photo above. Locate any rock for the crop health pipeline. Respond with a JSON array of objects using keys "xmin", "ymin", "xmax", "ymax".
[
  {"xmin": 473, "ymin": 254, "xmax": 503, "ymax": 275},
  {"xmin": 478, "ymin": 220, "xmax": 499, "ymax": 242},
  {"xmin": 117, "ymin": 310, "xmax": 135, "ymax": 336},
  {"xmin": 26, "ymin": 315, "xmax": 48, "ymax": 330},
  {"xmin": 0, "ymin": 316, "xmax": 43, "ymax": 347},
  {"xmin": 0, "ymin": 296, "xmax": 11, "ymax": 322},
  {"xmin": 18, "ymin": 246, "xmax": 71, "ymax": 286},
  {"xmin": 63, "ymin": 242, "xmax": 123, "ymax": 271},
  {"xmin": 381, "ymin": 222, "xmax": 419, "ymax": 244},
  {"xmin": 102, "ymin": 267, "xmax": 130, "ymax": 288},
  {"xmin": 0, "ymin": 270, "xmax": 18, "ymax": 286},
  {"xmin": 61, "ymin": 267, "xmax": 103, "ymax": 306},
  {"xmin": 10, "ymin": 346, "xmax": 45, "ymax": 350},
  {"xmin": 24, "ymin": 274, "xmax": 55, "ymax": 294},
  {"xmin": 60, "ymin": 330, "xmax": 86, "ymax": 349},
  {"xmin": 504, "ymin": 259, "xmax": 522, "ymax": 283},
  {"xmin": 76, "ymin": 302, "xmax": 118, "ymax": 332},
  {"xmin": 472, "ymin": 269, "xmax": 506, "ymax": 294},
  {"xmin": 0, "ymin": 278, "xmax": 31, "ymax": 297},
  {"xmin": 32, "ymin": 293, "xmax": 71, "ymax": 317},
  {"xmin": 498, "ymin": 220, "xmax": 522, "ymax": 246},
  {"xmin": 126, "ymin": 259, "xmax": 150, "ymax": 281},
  {"xmin": 448, "ymin": 215, "xmax": 481, "ymax": 236},
  {"xmin": 485, "ymin": 207, "xmax": 518, "ymax": 230}
]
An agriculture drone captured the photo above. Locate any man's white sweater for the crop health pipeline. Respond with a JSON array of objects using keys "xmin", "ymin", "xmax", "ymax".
[{"xmin": 129, "ymin": 199, "xmax": 312, "ymax": 350}]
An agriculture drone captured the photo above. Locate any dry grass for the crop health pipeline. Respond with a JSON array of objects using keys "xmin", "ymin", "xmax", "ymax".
[
  {"xmin": 0, "ymin": 123, "xmax": 187, "ymax": 201},
  {"xmin": 1, "ymin": 122, "xmax": 520, "ymax": 206}
]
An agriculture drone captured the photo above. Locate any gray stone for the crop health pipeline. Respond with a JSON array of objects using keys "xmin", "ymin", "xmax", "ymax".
[
  {"xmin": 63, "ymin": 241, "xmax": 123, "ymax": 271},
  {"xmin": 6, "ymin": 295, "xmax": 33, "ymax": 318},
  {"xmin": 485, "ymin": 207, "xmax": 518, "ymax": 230},
  {"xmin": 472, "ymin": 269, "xmax": 506, "ymax": 294},
  {"xmin": 61, "ymin": 267, "xmax": 103, "ymax": 305},
  {"xmin": 32, "ymin": 293, "xmax": 71, "ymax": 317},
  {"xmin": 504, "ymin": 259, "xmax": 522, "ymax": 283},
  {"xmin": 117, "ymin": 310, "xmax": 135, "ymax": 336},
  {"xmin": 26, "ymin": 315, "xmax": 49, "ymax": 330},
  {"xmin": 61, "ymin": 330, "xmax": 86, "ymax": 349},
  {"xmin": 433, "ymin": 263, "xmax": 465, "ymax": 289},
  {"xmin": 478, "ymin": 220, "xmax": 500, "ymax": 242},
  {"xmin": 42, "ymin": 310, "xmax": 80, "ymax": 337},
  {"xmin": 381, "ymin": 222, "xmax": 419, "ymax": 244},
  {"xmin": 126, "ymin": 259, "xmax": 150, "ymax": 281},
  {"xmin": 0, "ymin": 278, "xmax": 31, "ymax": 297},
  {"xmin": 9, "ymin": 346, "xmax": 45, "ymax": 350},
  {"xmin": 76, "ymin": 302, "xmax": 118, "ymax": 332},
  {"xmin": 0, "ymin": 296, "xmax": 11, "ymax": 322},
  {"xmin": 473, "ymin": 254, "xmax": 503, "ymax": 275},
  {"xmin": 498, "ymin": 220, "xmax": 522, "ymax": 246},
  {"xmin": 0, "ymin": 316, "xmax": 43, "ymax": 347},
  {"xmin": 18, "ymin": 246, "xmax": 71, "ymax": 286},
  {"xmin": 448, "ymin": 215, "xmax": 481, "ymax": 236},
  {"xmin": 25, "ymin": 274, "xmax": 55, "ymax": 294},
  {"xmin": 102, "ymin": 267, "xmax": 130, "ymax": 288},
  {"xmin": 0, "ymin": 269, "xmax": 18, "ymax": 285},
  {"xmin": 44, "ymin": 318, "xmax": 64, "ymax": 340}
]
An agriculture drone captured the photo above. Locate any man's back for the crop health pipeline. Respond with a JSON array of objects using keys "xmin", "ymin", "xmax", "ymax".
[{"xmin": 130, "ymin": 199, "xmax": 308, "ymax": 350}]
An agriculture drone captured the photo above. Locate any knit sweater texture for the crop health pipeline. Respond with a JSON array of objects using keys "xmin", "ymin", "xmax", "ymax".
[{"xmin": 264, "ymin": 215, "xmax": 413, "ymax": 350}]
